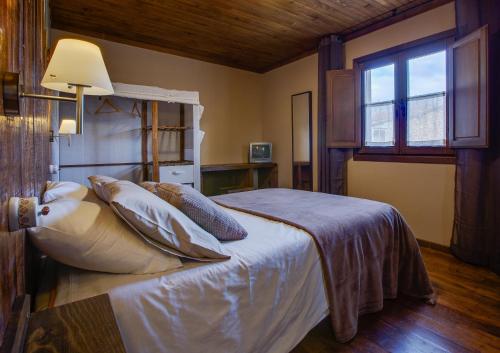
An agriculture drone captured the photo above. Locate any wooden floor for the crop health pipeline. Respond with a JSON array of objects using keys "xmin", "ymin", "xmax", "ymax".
[{"xmin": 292, "ymin": 247, "xmax": 500, "ymax": 353}]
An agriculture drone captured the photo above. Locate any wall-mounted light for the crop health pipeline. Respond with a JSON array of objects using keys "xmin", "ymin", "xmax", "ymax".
[
  {"xmin": 59, "ymin": 119, "xmax": 77, "ymax": 135},
  {"xmin": 2, "ymin": 38, "xmax": 113, "ymax": 134},
  {"xmin": 50, "ymin": 119, "xmax": 77, "ymax": 146}
]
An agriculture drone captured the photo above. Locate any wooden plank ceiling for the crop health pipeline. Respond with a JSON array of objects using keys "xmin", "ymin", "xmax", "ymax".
[{"xmin": 50, "ymin": 0, "xmax": 452, "ymax": 73}]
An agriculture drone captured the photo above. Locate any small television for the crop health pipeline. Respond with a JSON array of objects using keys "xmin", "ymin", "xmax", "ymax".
[{"xmin": 249, "ymin": 142, "xmax": 272, "ymax": 163}]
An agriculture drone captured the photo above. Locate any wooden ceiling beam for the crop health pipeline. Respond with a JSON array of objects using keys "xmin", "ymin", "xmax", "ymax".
[{"xmin": 341, "ymin": 0, "xmax": 455, "ymax": 42}]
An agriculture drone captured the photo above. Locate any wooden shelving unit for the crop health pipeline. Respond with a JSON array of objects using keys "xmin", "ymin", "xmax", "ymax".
[
  {"xmin": 143, "ymin": 160, "xmax": 193, "ymax": 166},
  {"xmin": 142, "ymin": 101, "xmax": 189, "ymax": 182},
  {"xmin": 144, "ymin": 126, "xmax": 188, "ymax": 131},
  {"xmin": 55, "ymin": 82, "xmax": 202, "ymax": 189},
  {"xmin": 141, "ymin": 100, "xmax": 200, "ymax": 188}
]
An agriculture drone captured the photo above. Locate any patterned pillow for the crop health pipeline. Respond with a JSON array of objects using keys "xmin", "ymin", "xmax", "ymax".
[
  {"xmin": 107, "ymin": 181, "xmax": 230, "ymax": 261},
  {"xmin": 141, "ymin": 182, "xmax": 248, "ymax": 241}
]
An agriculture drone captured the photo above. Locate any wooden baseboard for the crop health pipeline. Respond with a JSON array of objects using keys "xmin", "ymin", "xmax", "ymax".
[{"xmin": 417, "ymin": 238, "xmax": 451, "ymax": 253}]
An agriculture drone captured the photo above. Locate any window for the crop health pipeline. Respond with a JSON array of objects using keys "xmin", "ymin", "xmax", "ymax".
[
  {"xmin": 354, "ymin": 33, "xmax": 455, "ymax": 163},
  {"xmin": 326, "ymin": 28, "xmax": 488, "ymax": 155}
]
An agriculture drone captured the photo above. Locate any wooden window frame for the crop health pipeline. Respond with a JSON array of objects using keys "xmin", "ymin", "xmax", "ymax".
[{"xmin": 353, "ymin": 30, "xmax": 456, "ymax": 164}]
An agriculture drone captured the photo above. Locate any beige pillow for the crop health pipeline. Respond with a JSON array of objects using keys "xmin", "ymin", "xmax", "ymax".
[
  {"xmin": 43, "ymin": 181, "xmax": 90, "ymax": 203},
  {"xmin": 28, "ymin": 198, "xmax": 182, "ymax": 274},
  {"xmin": 88, "ymin": 175, "xmax": 118, "ymax": 201},
  {"xmin": 105, "ymin": 180, "xmax": 230, "ymax": 261},
  {"xmin": 142, "ymin": 182, "xmax": 247, "ymax": 241}
]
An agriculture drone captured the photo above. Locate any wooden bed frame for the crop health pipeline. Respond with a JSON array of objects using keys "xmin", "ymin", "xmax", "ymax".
[{"xmin": 0, "ymin": 0, "xmax": 50, "ymax": 351}]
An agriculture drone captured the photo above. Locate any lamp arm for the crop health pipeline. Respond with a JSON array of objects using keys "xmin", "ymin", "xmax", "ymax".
[
  {"xmin": 21, "ymin": 88, "xmax": 84, "ymax": 134},
  {"xmin": 20, "ymin": 92, "xmax": 77, "ymax": 102},
  {"xmin": 21, "ymin": 87, "xmax": 84, "ymax": 134},
  {"xmin": 3, "ymin": 72, "xmax": 85, "ymax": 134}
]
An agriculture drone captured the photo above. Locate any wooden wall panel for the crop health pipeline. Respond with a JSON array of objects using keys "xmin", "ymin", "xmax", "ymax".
[
  {"xmin": 326, "ymin": 69, "xmax": 360, "ymax": 148},
  {"xmin": 0, "ymin": 0, "xmax": 50, "ymax": 348},
  {"xmin": 448, "ymin": 26, "xmax": 489, "ymax": 148}
]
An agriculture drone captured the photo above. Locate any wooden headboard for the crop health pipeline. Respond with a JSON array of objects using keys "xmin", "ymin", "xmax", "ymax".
[{"xmin": 0, "ymin": 0, "xmax": 50, "ymax": 349}]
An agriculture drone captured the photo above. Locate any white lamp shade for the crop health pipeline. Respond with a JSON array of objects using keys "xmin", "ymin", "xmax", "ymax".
[
  {"xmin": 41, "ymin": 39, "xmax": 114, "ymax": 96},
  {"xmin": 59, "ymin": 119, "xmax": 76, "ymax": 134}
]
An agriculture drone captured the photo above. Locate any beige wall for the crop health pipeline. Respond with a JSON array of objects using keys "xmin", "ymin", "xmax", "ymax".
[
  {"xmin": 51, "ymin": 30, "xmax": 264, "ymax": 165},
  {"xmin": 261, "ymin": 2, "xmax": 456, "ymax": 246},
  {"xmin": 262, "ymin": 54, "xmax": 318, "ymax": 189}
]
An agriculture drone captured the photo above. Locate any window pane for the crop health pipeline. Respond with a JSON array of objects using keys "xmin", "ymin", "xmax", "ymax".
[
  {"xmin": 407, "ymin": 51, "xmax": 446, "ymax": 146},
  {"xmin": 365, "ymin": 103, "xmax": 395, "ymax": 146},
  {"xmin": 364, "ymin": 64, "xmax": 395, "ymax": 103},
  {"xmin": 364, "ymin": 64, "xmax": 395, "ymax": 147},
  {"xmin": 408, "ymin": 95, "xmax": 446, "ymax": 146}
]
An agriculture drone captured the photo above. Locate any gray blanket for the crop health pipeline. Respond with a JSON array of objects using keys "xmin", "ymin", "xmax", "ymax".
[{"xmin": 211, "ymin": 188, "xmax": 435, "ymax": 342}]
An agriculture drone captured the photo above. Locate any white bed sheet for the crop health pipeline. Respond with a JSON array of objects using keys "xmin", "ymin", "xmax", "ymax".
[{"xmin": 54, "ymin": 207, "xmax": 329, "ymax": 353}]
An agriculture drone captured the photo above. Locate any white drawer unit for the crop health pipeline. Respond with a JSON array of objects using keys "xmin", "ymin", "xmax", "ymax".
[{"xmin": 159, "ymin": 165, "xmax": 194, "ymax": 184}]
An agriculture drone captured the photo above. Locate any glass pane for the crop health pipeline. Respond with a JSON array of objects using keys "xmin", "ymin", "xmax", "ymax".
[
  {"xmin": 365, "ymin": 103, "xmax": 395, "ymax": 146},
  {"xmin": 364, "ymin": 63, "xmax": 395, "ymax": 147},
  {"xmin": 408, "ymin": 95, "xmax": 446, "ymax": 146},
  {"xmin": 407, "ymin": 50, "xmax": 446, "ymax": 146},
  {"xmin": 364, "ymin": 64, "xmax": 395, "ymax": 103}
]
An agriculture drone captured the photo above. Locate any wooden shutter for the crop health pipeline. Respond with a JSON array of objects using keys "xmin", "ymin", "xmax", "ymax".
[
  {"xmin": 326, "ymin": 69, "xmax": 360, "ymax": 148},
  {"xmin": 448, "ymin": 25, "xmax": 489, "ymax": 148}
]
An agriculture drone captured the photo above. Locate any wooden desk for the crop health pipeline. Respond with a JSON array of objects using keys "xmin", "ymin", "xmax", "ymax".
[
  {"xmin": 24, "ymin": 294, "xmax": 126, "ymax": 353},
  {"xmin": 201, "ymin": 163, "xmax": 278, "ymax": 196}
]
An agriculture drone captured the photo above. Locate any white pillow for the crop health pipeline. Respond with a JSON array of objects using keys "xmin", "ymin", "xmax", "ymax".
[
  {"xmin": 104, "ymin": 180, "xmax": 230, "ymax": 261},
  {"xmin": 43, "ymin": 181, "xmax": 90, "ymax": 203},
  {"xmin": 88, "ymin": 175, "xmax": 118, "ymax": 201},
  {"xmin": 28, "ymin": 198, "xmax": 182, "ymax": 274}
]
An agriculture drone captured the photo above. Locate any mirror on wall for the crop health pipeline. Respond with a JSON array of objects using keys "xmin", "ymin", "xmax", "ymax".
[{"xmin": 291, "ymin": 91, "xmax": 312, "ymax": 191}]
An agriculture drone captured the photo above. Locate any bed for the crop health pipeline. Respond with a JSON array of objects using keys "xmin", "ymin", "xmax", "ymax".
[
  {"xmin": 47, "ymin": 207, "xmax": 329, "ymax": 353},
  {"xmin": 35, "ymin": 187, "xmax": 433, "ymax": 353}
]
